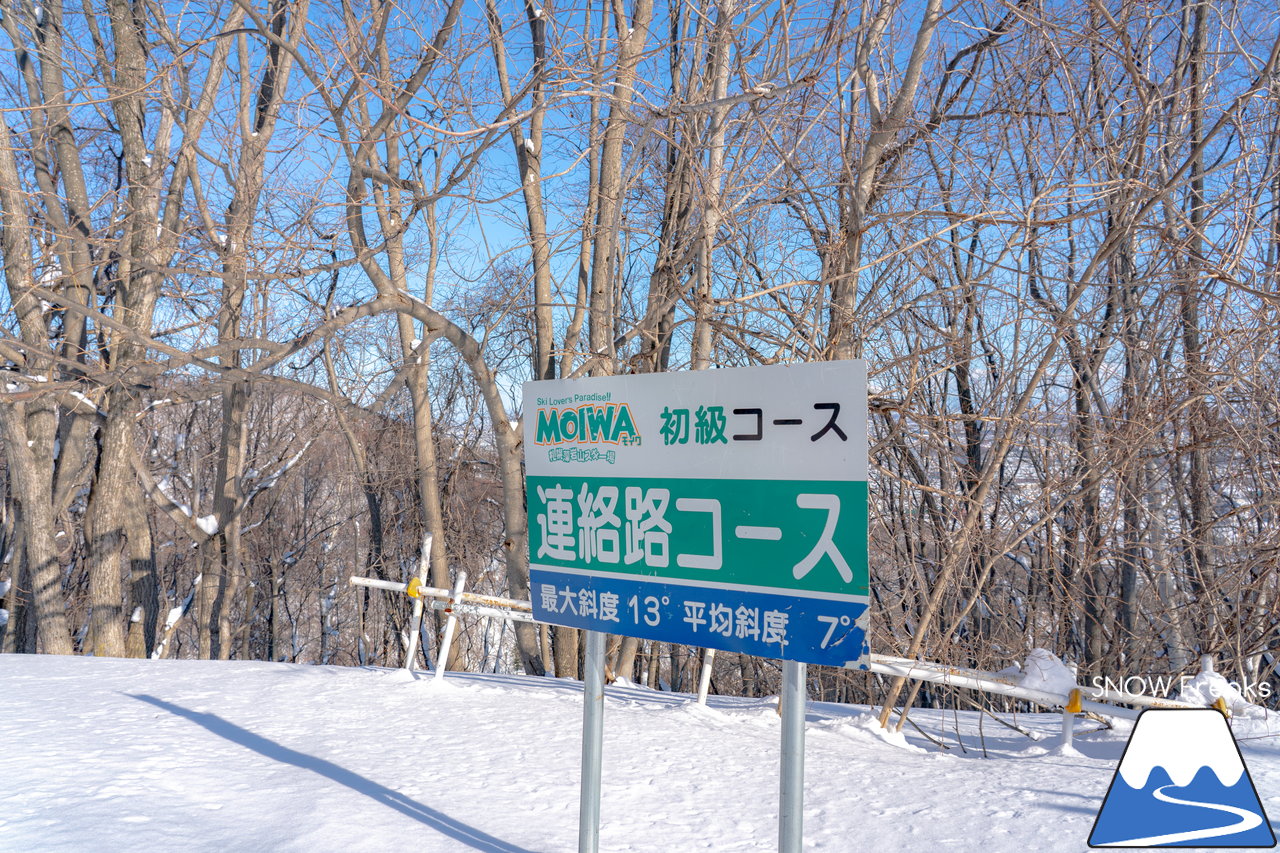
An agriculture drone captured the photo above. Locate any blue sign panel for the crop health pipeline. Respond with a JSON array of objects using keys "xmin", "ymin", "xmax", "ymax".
[{"xmin": 530, "ymin": 568, "xmax": 868, "ymax": 667}]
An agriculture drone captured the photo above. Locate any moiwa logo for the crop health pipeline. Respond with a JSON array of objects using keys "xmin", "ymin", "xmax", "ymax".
[
  {"xmin": 533, "ymin": 393, "xmax": 641, "ymax": 447},
  {"xmin": 1090, "ymin": 708, "xmax": 1274, "ymax": 848}
]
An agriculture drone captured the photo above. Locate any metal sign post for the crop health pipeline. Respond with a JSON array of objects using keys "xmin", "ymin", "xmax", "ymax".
[
  {"xmin": 779, "ymin": 660, "xmax": 806, "ymax": 853},
  {"xmin": 579, "ymin": 630, "xmax": 605, "ymax": 853}
]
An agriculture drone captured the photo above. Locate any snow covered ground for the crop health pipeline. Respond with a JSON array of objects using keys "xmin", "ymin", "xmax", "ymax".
[{"xmin": 3, "ymin": 654, "xmax": 1280, "ymax": 852}]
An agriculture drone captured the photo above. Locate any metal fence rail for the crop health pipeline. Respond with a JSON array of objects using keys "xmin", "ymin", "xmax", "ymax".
[
  {"xmin": 349, "ymin": 572, "xmax": 1221, "ymax": 743},
  {"xmin": 866, "ymin": 654, "xmax": 1201, "ymax": 719}
]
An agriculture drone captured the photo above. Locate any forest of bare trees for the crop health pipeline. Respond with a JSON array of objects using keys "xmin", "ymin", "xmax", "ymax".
[{"xmin": 3, "ymin": 0, "xmax": 1280, "ymax": 723}]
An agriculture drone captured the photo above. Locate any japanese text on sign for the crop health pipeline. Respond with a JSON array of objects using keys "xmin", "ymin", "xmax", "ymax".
[{"xmin": 658, "ymin": 403, "xmax": 849, "ymax": 445}]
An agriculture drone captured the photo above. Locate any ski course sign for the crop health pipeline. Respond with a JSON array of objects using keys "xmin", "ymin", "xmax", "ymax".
[{"xmin": 523, "ymin": 360, "xmax": 869, "ymax": 668}]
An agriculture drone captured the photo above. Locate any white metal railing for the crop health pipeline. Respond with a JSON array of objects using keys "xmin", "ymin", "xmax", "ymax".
[
  {"xmin": 867, "ymin": 655, "xmax": 1201, "ymax": 717},
  {"xmin": 349, "ymin": 568, "xmax": 535, "ymax": 676},
  {"xmin": 348, "ymin": 572, "xmax": 1225, "ymax": 744},
  {"xmin": 349, "ymin": 575, "xmax": 537, "ymax": 623}
]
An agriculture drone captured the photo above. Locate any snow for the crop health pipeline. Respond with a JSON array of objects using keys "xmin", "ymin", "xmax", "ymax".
[
  {"xmin": 993, "ymin": 662, "xmax": 1022, "ymax": 679},
  {"xmin": 0, "ymin": 578, "xmax": 9, "ymax": 597},
  {"xmin": 161, "ymin": 604, "xmax": 186, "ymax": 632},
  {"xmin": 248, "ymin": 441, "xmax": 313, "ymax": 495},
  {"xmin": 155, "ymin": 475, "xmax": 190, "ymax": 517},
  {"xmin": 1016, "ymin": 648, "xmax": 1077, "ymax": 696},
  {"xmin": 196, "ymin": 515, "xmax": 220, "ymax": 536},
  {"xmin": 0, "ymin": 609, "xmax": 7, "ymax": 627},
  {"xmin": 67, "ymin": 389, "xmax": 106, "ymax": 416},
  {"xmin": 5, "ymin": 655, "xmax": 1279, "ymax": 851}
]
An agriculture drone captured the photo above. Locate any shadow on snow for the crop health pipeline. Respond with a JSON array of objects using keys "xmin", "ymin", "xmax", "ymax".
[{"xmin": 130, "ymin": 693, "xmax": 535, "ymax": 853}]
